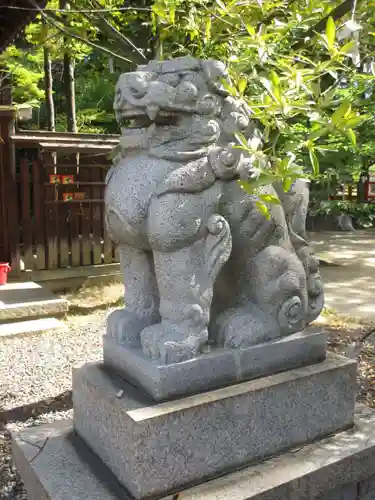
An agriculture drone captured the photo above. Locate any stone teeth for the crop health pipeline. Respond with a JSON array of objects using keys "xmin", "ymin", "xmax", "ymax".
[{"xmin": 147, "ymin": 105, "xmax": 159, "ymax": 120}]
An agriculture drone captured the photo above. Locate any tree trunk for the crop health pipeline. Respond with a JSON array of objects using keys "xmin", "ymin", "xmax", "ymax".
[
  {"xmin": 59, "ymin": 0, "xmax": 77, "ymax": 133},
  {"xmin": 43, "ymin": 45, "xmax": 55, "ymax": 131},
  {"xmin": 63, "ymin": 52, "xmax": 77, "ymax": 132}
]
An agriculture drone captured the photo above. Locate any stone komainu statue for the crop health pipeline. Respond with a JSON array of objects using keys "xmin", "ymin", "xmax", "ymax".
[{"xmin": 105, "ymin": 56, "xmax": 324, "ymax": 365}]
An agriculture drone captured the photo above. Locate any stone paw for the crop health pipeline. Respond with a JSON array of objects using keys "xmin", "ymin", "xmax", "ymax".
[
  {"xmin": 213, "ymin": 306, "xmax": 280, "ymax": 348},
  {"xmin": 106, "ymin": 308, "xmax": 159, "ymax": 348},
  {"xmin": 141, "ymin": 323, "xmax": 208, "ymax": 365}
]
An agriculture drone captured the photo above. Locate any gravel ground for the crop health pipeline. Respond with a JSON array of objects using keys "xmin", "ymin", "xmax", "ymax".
[
  {"xmin": 0, "ymin": 308, "xmax": 111, "ymax": 500},
  {"xmin": 0, "ymin": 310, "xmax": 108, "ymax": 412},
  {"xmin": 0, "ymin": 309, "xmax": 374, "ymax": 500}
]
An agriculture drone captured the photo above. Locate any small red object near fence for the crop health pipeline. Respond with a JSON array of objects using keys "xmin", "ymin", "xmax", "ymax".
[{"xmin": 0, "ymin": 262, "xmax": 11, "ymax": 285}]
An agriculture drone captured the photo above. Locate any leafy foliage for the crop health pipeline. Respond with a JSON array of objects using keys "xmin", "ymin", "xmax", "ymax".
[
  {"xmin": 1, "ymin": 0, "xmax": 375, "ymax": 205},
  {"xmin": 310, "ymin": 200, "xmax": 375, "ymax": 228}
]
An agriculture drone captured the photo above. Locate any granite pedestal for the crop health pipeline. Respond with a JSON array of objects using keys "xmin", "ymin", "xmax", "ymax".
[
  {"xmin": 103, "ymin": 327, "xmax": 327, "ymax": 401},
  {"xmin": 12, "ymin": 405, "xmax": 375, "ymax": 500},
  {"xmin": 72, "ymin": 353, "xmax": 356, "ymax": 499}
]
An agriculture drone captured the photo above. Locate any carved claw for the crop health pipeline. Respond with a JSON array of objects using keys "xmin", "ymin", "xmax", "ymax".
[
  {"xmin": 141, "ymin": 323, "xmax": 207, "ymax": 364},
  {"xmin": 106, "ymin": 309, "xmax": 159, "ymax": 348}
]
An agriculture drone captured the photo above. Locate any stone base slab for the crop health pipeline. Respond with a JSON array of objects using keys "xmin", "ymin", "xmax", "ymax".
[
  {"xmin": 103, "ymin": 327, "xmax": 327, "ymax": 400},
  {"xmin": 72, "ymin": 354, "xmax": 356, "ymax": 499},
  {"xmin": 12, "ymin": 405, "xmax": 375, "ymax": 500}
]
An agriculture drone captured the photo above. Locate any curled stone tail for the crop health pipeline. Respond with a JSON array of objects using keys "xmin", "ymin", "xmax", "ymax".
[{"xmin": 205, "ymin": 215, "xmax": 232, "ymax": 281}]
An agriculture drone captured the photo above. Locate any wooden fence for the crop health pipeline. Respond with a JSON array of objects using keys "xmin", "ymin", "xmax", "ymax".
[
  {"xmin": 1, "ymin": 130, "xmax": 121, "ymax": 278},
  {"xmin": 16, "ymin": 149, "xmax": 118, "ymax": 275}
]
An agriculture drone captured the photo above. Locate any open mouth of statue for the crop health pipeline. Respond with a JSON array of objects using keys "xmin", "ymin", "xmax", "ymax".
[{"xmin": 119, "ymin": 110, "xmax": 179, "ymax": 130}]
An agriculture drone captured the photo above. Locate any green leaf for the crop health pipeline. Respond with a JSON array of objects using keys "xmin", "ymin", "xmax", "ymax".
[
  {"xmin": 269, "ymin": 70, "xmax": 280, "ymax": 87},
  {"xmin": 283, "ymin": 177, "xmax": 293, "ymax": 192},
  {"xmin": 326, "ymin": 17, "xmax": 336, "ymax": 50},
  {"xmin": 331, "ymin": 100, "xmax": 351, "ymax": 126},
  {"xmin": 255, "ymin": 200, "xmax": 270, "ymax": 219},
  {"xmin": 340, "ymin": 40, "xmax": 357, "ymax": 54},
  {"xmin": 343, "ymin": 128, "xmax": 357, "ymax": 145},
  {"xmin": 259, "ymin": 194, "xmax": 280, "ymax": 205},
  {"xmin": 221, "ymin": 78, "xmax": 238, "ymax": 97},
  {"xmin": 309, "ymin": 149, "xmax": 319, "ymax": 176},
  {"xmin": 152, "ymin": 2, "xmax": 166, "ymax": 19},
  {"xmin": 308, "ymin": 127, "xmax": 330, "ymax": 140},
  {"xmin": 238, "ymin": 78, "xmax": 247, "ymax": 95},
  {"xmin": 245, "ymin": 24, "xmax": 255, "ymax": 36},
  {"xmin": 215, "ymin": 0, "xmax": 228, "ymax": 12},
  {"xmin": 234, "ymin": 133, "xmax": 249, "ymax": 148},
  {"xmin": 344, "ymin": 115, "xmax": 371, "ymax": 128},
  {"xmin": 238, "ymin": 180, "xmax": 254, "ymax": 194},
  {"xmin": 204, "ymin": 17, "xmax": 212, "ymax": 41}
]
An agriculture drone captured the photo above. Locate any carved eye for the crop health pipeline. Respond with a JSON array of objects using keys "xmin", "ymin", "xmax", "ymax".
[
  {"xmin": 175, "ymin": 81, "xmax": 198, "ymax": 102},
  {"xmin": 115, "ymin": 88, "xmax": 122, "ymax": 103},
  {"xmin": 197, "ymin": 94, "xmax": 221, "ymax": 115},
  {"xmin": 129, "ymin": 75, "xmax": 149, "ymax": 98},
  {"xmin": 159, "ymin": 73, "xmax": 180, "ymax": 86}
]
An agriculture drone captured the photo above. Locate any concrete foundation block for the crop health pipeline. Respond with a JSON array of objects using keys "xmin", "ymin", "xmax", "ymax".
[
  {"xmin": 12, "ymin": 406, "xmax": 375, "ymax": 500},
  {"xmin": 72, "ymin": 353, "xmax": 356, "ymax": 499}
]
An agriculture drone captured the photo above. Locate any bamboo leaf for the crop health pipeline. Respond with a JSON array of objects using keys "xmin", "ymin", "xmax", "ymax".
[
  {"xmin": 326, "ymin": 17, "xmax": 336, "ymax": 50},
  {"xmin": 309, "ymin": 149, "xmax": 319, "ymax": 176}
]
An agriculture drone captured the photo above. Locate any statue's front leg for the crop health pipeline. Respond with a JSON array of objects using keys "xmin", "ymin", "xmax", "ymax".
[
  {"xmin": 106, "ymin": 245, "xmax": 160, "ymax": 347},
  {"xmin": 141, "ymin": 192, "xmax": 231, "ymax": 364}
]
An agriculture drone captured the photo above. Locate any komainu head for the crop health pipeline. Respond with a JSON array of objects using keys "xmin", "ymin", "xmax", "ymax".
[{"xmin": 114, "ymin": 56, "xmax": 260, "ymax": 159}]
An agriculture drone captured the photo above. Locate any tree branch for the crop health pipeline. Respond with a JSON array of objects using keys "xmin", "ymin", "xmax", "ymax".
[
  {"xmin": 26, "ymin": 0, "xmax": 131, "ymax": 63},
  {"xmin": 293, "ymin": 0, "xmax": 357, "ymax": 48},
  {"xmin": 88, "ymin": 0, "xmax": 147, "ymax": 61},
  {"xmin": 0, "ymin": 5, "xmax": 151, "ymax": 13}
]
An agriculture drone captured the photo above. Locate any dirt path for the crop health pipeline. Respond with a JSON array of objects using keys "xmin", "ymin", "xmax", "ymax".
[{"xmin": 309, "ymin": 230, "xmax": 375, "ymax": 320}]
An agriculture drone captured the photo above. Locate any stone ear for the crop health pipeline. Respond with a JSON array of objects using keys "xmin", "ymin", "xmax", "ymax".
[{"xmin": 201, "ymin": 59, "xmax": 231, "ymax": 96}]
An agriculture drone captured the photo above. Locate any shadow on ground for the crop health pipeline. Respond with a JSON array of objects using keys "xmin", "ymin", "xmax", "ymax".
[{"xmin": 309, "ymin": 230, "xmax": 375, "ymax": 320}]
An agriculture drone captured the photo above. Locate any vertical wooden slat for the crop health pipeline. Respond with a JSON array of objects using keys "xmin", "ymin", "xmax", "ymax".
[
  {"xmin": 59, "ymin": 203, "xmax": 70, "ymax": 267},
  {"xmin": 63, "ymin": 154, "xmax": 80, "ymax": 267},
  {"xmin": 80, "ymin": 162, "xmax": 92, "ymax": 266},
  {"xmin": 91, "ymin": 162, "xmax": 102, "ymax": 264},
  {"xmin": 70, "ymin": 207, "xmax": 81, "ymax": 266},
  {"xmin": 20, "ymin": 158, "xmax": 34, "ymax": 270},
  {"xmin": 44, "ymin": 151, "xmax": 58, "ymax": 269},
  {"xmin": 58, "ymin": 156, "xmax": 71, "ymax": 267},
  {"xmin": 102, "ymin": 163, "xmax": 112, "ymax": 263},
  {"xmin": 32, "ymin": 160, "xmax": 46, "ymax": 269}
]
